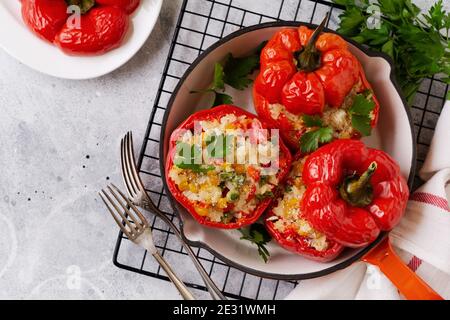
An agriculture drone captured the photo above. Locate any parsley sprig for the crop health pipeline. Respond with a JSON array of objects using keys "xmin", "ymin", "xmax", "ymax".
[
  {"xmin": 239, "ymin": 223, "xmax": 271, "ymax": 263},
  {"xmin": 299, "ymin": 115, "xmax": 334, "ymax": 153},
  {"xmin": 334, "ymin": 0, "xmax": 450, "ymax": 105},
  {"xmin": 348, "ymin": 91, "xmax": 376, "ymax": 136},
  {"xmin": 191, "ymin": 41, "xmax": 267, "ymax": 107}
]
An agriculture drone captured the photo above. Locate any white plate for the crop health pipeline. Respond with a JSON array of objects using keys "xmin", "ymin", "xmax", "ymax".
[
  {"xmin": 160, "ymin": 22, "xmax": 416, "ymax": 279},
  {"xmin": 0, "ymin": 0, "xmax": 162, "ymax": 79}
]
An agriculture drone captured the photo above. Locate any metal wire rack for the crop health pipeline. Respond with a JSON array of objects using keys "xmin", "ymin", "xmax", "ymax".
[{"xmin": 113, "ymin": 0, "xmax": 449, "ymax": 300}]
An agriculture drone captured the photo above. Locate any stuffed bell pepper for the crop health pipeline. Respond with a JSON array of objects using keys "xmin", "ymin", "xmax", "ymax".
[
  {"xmin": 21, "ymin": 0, "xmax": 140, "ymax": 55},
  {"xmin": 265, "ymin": 153, "xmax": 345, "ymax": 262},
  {"xmin": 166, "ymin": 105, "xmax": 292, "ymax": 229},
  {"xmin": 301, "ymin": 139, "xmax": 409, "ymax": 248},
  {"xmin": 253, "ymin": 16, "xmax": 380, "ymax": 151}
]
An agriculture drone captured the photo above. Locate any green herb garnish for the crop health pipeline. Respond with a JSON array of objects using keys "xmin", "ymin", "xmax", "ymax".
[
  {"xmin": 299, "ymin": 127, "xmax": 334, "ymax": 153},
  {"xmin": 223, "ymin": 53, "xmax": 259, "ymax": 90},
  {"xmin": 302, "ymin": 115, "xmax": 324, "ymax": 127},
  {"xmin": 191, "ymin": 41, "xmax": 268, "ymax": 107},
  {"xmin": 348, "ymin": 92, "xmax": 376, "ymax": 136},
  {"xmin": 334, "ymin": 0, "xmax": 450, "ymax": 104},
  {"xmin": 239, "ymin": 223, "xmax": 271, "ymax": 263},
  {"xmin": 300, "ymin": 114, "xmax": 335, "ymax": 153}
]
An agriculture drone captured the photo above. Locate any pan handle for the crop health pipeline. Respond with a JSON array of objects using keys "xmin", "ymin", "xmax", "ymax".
[{"xmin": 362, "ymin": 237, "xmax": 443, "ymax": 300}]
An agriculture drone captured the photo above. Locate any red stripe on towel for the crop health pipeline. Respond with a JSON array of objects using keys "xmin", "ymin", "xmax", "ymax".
[
  {"xmin": 407, "ymin": 255, "xmax": 423, "ymax": 272},
  {"xmin": 410, "ymin": 192, "xmax": 450, "ymax": 212}
]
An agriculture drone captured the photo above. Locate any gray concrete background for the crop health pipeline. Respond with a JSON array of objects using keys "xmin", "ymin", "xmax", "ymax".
[{"xmin": 0, "ymin": 0, "xmax": 447, "ymax": 300}]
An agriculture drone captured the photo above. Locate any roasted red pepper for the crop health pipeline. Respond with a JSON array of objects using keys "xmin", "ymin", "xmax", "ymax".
[
  {"xmin": 265, "ymin": 153, "xmax": 344, "ymax": 262},
  {"xmin": 301, "ymin": 139, "xmax": 409, "ymax": 248},
  {"xmin": 21, "ymin": 0, "xmax": 139, "ymax": 55},
  {"xmin": 253, "ymin": 16, "xmax": 380, "ymax": 150},
  {"xmin": 165, "ymin": 105, "xmax": 292, "ymax": 229}
]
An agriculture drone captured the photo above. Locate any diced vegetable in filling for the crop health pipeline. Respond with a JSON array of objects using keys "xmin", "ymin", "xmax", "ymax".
[
  {"xmin": 268, "ymin": 157, "xmax": 329, "ymax": 251},
  {"xmin": 168, "ymin": 113, "xmax": 281, "ymax": 223}
]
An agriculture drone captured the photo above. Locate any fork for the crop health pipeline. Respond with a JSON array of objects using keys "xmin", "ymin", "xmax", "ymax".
[
  {"xmin": 99, "ymin": 184, "xmax": 195, "ymax": 300},
  {"xmin": 120, "ymin": 131, "xmax": 226, "ymax": 300}
]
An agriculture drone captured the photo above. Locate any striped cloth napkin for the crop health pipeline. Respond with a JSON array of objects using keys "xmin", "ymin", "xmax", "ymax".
[{"xmin": 286, "ymin": 101, "xmax": 450, "ymax": 300}]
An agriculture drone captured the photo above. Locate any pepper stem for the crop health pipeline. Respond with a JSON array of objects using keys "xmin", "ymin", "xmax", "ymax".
[
  {"xmin": 339, "ymin": 161, "xmax": 377, "ymax": 207},
  {"xmin": 65, "ymin": 0, "xmax": 95, "ymax": 14},
  {"xmin": 296, "ymin": 12, "xmax": 330, "ymax": 72}
]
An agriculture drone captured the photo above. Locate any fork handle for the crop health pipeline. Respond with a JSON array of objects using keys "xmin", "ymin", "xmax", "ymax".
[
  {"xmin": 160, "ymin": 215, "xmax": 226, "ymax": 300},
  {"xmin": 152, "ymin": 252, "xmax": 195, "ymax": 300},
  {"xmin": 142, "ymin": 203, "xmax": 226, "ymax": 300}
]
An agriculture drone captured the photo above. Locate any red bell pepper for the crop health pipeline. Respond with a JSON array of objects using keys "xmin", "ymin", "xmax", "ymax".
[
  {"xmin": 301, "ymin": 139, "xmax": 409, "ymax": 247},
  {"xmin": 165, "ymin": 105, "xmax": 292, "ymax": 229},
  {"xmin": 253, "ymin": 17, "xmax": 380, "ymax": 150},
  {"xmin": 265, "ymin": 153, "xmax": 344, "ymax": 262},
  {"xmin": 21, "ymin": 0, "xmax": 139, "ymax": 55}
]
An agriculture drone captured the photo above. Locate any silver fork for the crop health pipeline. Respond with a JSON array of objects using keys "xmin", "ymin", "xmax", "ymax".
[
  {"xmin": 120, "ymin": 131, "xmax": 226, "ymax": 300},
  {"xmin": 99, "ymin": 184, "xmax": 195, "ymax": 300}
]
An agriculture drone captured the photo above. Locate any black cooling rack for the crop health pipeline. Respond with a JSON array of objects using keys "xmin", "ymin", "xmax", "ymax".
[{"xmin": 113, "ymin": 0, "xmax": 449, "ymax": 300}]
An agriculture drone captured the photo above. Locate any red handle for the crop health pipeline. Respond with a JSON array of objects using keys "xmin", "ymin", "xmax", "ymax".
[{"xmin": 362, "ymin": 237, "xmax": 443, "ymax": 300}]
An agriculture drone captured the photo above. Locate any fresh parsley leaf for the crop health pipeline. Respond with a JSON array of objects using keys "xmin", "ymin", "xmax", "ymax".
[
  {"xmin": 191, "ymin": 41, "xmax": 267, "ymax": 107},
  {"xmin": 381, "ymin": 39, "xmax": 394, "ymax": 59},
  {"xmin": 213, "ymin": 92, "xmax": 234, "ymax": 106},
  {"xmin": 351, "ymin": 114, "xmax": 372, "ymax": 136},
  {"xmin": 223, "ymin": 53, "xmax": 259, "ymax": 90},
  {"xmin": 302, "ymin": 115, "xmax": 324, "ymax": 127},
  {"xmin": 211, "ymin": 63, "xmax": 234, "ymax": 107},
  {"xmin": 349, "ymin": 94, "xmax": 375, "ymax": 115},
  {"xmin": 239, "ymin": 223, "xmax": 271, "ymax": 263},
  {"xmin": 337, "ymin": 6, "xmax": 366, "ymax": 37},
  {"xmin": 212, "ymin": 62, "xmax": 225, "ymax": 91},
  {"xmin": 335, "ymin": 0, "xmax": 450, "ymax": 105},
  {"xmin": 175, "ymin": 163, "xmax": 215, "ymax": 173},
  {"xmin": 348, "ymin": 93, "xmax": 376, "ymax": 136},
  {"xmin": 424, "ymin": 0, "xmax": 446, "ymax": 31},
  {"xmin": 362, "ymin": 23, "xmax": 391, "ymax": 46},
  {"xmin": 299, "ymin": 127, "xmax": 334, "ymax": 153}
]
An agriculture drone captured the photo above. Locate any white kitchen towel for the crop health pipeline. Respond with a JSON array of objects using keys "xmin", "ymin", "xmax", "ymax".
[
  {"xmin": 391, "ymin": 168, "xmax": 450, "ymax": 275},
  {"xmin": 286, "ymin": 100, "xmax": 450, "ymax": 300}
]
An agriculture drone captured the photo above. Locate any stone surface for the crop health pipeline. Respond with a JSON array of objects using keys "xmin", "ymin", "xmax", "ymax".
[
  {"xmin": 0, "ymin": 0, "xmax": 447, "ymax": 300},
  {"xmin": 0, "ymin": 0, "xmax": 213, "ymax": 300}
]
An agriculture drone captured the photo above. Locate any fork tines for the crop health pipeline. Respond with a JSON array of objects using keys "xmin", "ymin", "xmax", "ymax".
[
  {"xmin": 121, "ymin": 132, "xmax": 140, "ymax": 198},
  {"xmin": 99, "ymin": 183, "xmax": 149, "ymax": 240}
]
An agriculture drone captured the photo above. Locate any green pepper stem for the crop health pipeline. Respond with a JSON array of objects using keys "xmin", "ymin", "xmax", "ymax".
[
  {"xmin": 347, "ymin": 162, "xmax": 377, "ymax": 195},
  {"xmin": 339, "ymin": 161, "xmax": 377, "ymax": 207},
  {"xmin": 296, "ymin": 12, "xmax": 330, "ymax": 72}
]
